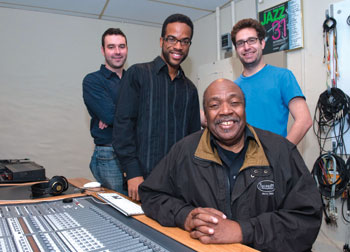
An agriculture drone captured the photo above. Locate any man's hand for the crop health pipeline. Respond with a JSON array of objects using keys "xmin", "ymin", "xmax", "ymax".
[
  {"xmin": 127, "ymin": 176, "xmax": 144, "ymax": 201},
  {"xmin": 99, "ymin": 120, "xmax": 108, "ymax": 130},
  {"xmin": 184, "ymin": 208, "xmax": 225, "ymax": 231},
  {"xmin": 184, "ymin": 207, "xmax": 243, "ymax": 244}
]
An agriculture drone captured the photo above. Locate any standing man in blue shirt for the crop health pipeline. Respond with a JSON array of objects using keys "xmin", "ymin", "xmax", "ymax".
[
  {"xmin": 113, "ymin": 14, "xmax": 201, "ymax": 201},
  {"xmin": 231, "ymin": 18, "xmax": 312, "ymax": 145},
  {"xmin": 83, "ymin": 28, "xmax": 128, "ymax": 195}
]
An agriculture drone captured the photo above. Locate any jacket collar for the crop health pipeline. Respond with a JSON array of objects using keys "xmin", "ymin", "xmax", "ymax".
[{"xmin": 194, "ymin": 124, "xmax": 269, "ymax": 170}]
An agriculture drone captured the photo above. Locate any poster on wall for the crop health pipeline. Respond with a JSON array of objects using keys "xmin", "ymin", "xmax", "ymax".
[{"xmin": 259, "ymin": 0, "xmax": 303, "ymax": 55}]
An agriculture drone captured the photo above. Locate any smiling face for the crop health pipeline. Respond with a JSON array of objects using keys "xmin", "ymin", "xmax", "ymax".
[
  {"xmin": 160, "ymin": 22, "xmax": 192, "ymax": 70},
  {"xmin": 102, "ymin": 34, "xmax": 128, "ymax": 72},
  {"xmin": 235, "ymin": 28, "xmax": 265, "ymax": 70},
  {"xmin": 204, "ymin": 79, "xmax": 246, "ymax": 151}
]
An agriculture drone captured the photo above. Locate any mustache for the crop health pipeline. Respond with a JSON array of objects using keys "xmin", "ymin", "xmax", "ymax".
[
  {"xmin": 215, "ymin": 116, "xmax": 240, "ymax": 125},
  {"xmin": 171, "ymin": 49, "xmax": 183, "ymax": 54}
]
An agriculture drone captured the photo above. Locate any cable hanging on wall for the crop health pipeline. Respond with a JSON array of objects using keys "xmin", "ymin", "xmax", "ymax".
[
  {"xmin": 323, "ymin": 16, "xmax": 339, "ymax": 87},
  {"xmin": 312, "ymin": 15, "xmax": 350, "ymax": 234},
  {"xmin": 315, "ymin": 9, "xmax": 350, "ymax": 250},
  {"xmin": 314, "ymin": 15, "xmax": 348, "ymax": 156},
  {"xmin": 312, "ymin": 153, "xmax": 349, "ymax": 225},
  {"xmin": 313, "ymin": 87, "xmax": 350, "ymax": 155}
]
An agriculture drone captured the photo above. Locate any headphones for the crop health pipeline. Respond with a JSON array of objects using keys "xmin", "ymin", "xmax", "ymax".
[{"xmin": 31, "ymin": 176, "xmax": 69, "ymax": 197}]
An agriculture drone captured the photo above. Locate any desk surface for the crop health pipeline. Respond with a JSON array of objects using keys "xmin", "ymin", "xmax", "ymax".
[{"xmin": 0, "ymin": 177, "xmax": 259, "ymax": 252}]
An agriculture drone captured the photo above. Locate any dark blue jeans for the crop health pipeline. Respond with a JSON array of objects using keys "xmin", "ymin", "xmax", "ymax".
[{"xmin": 90, "ymin": 146, "xmax": 127, "ymax": 196}]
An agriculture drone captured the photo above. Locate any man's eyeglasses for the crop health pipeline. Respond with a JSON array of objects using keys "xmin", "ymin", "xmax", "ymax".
[
  {"xmin": 235, "ymin": 37, "xmax": 259, "ymax": 48},
  {"xmin": 163, "ymin": 36, "xmax": 192, "ymax": 46}
]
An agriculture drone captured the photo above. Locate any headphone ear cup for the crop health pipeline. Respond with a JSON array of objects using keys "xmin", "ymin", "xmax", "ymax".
[
  {"xmin": 31, "ymin": 182, "xmax": 50, "ymax": 197},
  {"xmin": 60, "ymin": 176, "xmax": 69, "ymax": 191},
  {"xmin": 49, "ymin": 176, "xmax": 69, "ymax": 196}
]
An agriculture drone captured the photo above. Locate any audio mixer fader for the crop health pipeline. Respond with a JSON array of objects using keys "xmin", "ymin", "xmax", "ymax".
[{"xmin": 0, "ymin": 197, "xmax": 194, "ymax": 252}]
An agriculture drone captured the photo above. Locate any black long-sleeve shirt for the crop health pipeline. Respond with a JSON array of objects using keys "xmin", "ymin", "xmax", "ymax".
[{"xmin": 113, "ymin": 56, "xmax": 201, "ymax": 180}]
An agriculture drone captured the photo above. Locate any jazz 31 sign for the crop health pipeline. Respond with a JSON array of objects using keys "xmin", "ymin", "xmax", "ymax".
[{"xmin": 259, "ymin": 0, "xmax": 303, "ymax": 55}]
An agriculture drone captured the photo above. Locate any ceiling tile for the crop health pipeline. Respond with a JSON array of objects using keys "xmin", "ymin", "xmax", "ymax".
[
  {"xmin": 152, "ymin": 0, "xmax": 231, "ymax": 11},
  {"xmin": 103, "ymin": 0, "xmax": 211, "ymax": 25},
  {"xmin": 0, "ymin": 0, "xmax": 106, "ymax": 15},
  {"xmin": 0, "ymin": 0, "xmax": 233, "ymax": 27}
]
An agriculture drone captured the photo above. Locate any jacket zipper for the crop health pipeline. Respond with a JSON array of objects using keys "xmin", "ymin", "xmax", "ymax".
[
  {"xmin": 224, "ymin": 171, "xmax": 233, "ymax": 219},
  {"xmin": 194, "ymin": 155, "xmax": 233, "ymax": 219}
]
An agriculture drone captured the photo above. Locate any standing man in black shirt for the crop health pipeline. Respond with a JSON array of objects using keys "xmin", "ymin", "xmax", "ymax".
[{"xmin": 113, "ymin": 14, "xmax": 201, "ymax": 201}]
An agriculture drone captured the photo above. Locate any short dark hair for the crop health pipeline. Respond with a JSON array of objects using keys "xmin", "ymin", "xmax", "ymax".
[
  {"xmin": 161, "ymin": 14, "xmax": 194, "ymax": 39},
  {"xmin": 231, "ymin": 18, "xmax": 266, "ymax": 47},
  {"xmin": 102, "ymin": 28, "xmax": 127, "ymax": 48}
]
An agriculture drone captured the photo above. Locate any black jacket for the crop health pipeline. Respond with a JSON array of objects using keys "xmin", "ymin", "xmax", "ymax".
[{"xmin": 139, "ymin": 126, "xmax": 322, "ymax": 252}]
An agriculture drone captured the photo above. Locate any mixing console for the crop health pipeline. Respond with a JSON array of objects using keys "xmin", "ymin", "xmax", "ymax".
[{"xmin": 0, "ymin": 196, "xmax": 194, "ymax": 252}]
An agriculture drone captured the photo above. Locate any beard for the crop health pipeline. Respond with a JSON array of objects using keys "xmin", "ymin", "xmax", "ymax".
[
  {"xmin": 239, "ymin": 55, "xmax": 261, "ymax": 70},
  {"xmin": 161, "ymin": 46, "xmax": 188, "ymax": 68},
  {"xmin": 105, "ymin": 56, "xmax": 126, "ymax": 70},
  {"xmin": 237, "ymin": 48, "xmax": 263, "ymax": 71}
]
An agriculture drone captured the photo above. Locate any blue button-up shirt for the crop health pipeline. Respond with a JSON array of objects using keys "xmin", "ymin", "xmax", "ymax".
[{"xmin": 83, "ymin": 64, "xmax": 124, "ymax": 145}]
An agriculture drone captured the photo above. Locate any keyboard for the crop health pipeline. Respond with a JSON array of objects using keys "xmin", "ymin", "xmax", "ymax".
[{"xmin": 97, "ymin": 193, "xmax": 144, "ymax": 216}]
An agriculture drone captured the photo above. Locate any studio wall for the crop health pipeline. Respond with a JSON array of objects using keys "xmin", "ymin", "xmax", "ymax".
[{"xmin": 0, "ymin": 7, "xmax": 160, "ymax": 179}]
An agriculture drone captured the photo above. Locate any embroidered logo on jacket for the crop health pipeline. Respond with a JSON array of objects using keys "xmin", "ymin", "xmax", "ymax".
[{"xmin": 257, "ymin": 180, "xmax": 275, "ymax": 195}]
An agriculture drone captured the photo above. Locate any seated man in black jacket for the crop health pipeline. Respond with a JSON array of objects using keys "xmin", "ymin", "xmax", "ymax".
[{"xmin": 139, "ymin": 78, "xmax": 322, "ymax": 252}]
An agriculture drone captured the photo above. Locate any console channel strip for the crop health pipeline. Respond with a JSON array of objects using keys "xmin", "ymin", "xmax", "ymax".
[{"xmin": 0, "ymin": 197, "xmax": 195, "ymax": 252}]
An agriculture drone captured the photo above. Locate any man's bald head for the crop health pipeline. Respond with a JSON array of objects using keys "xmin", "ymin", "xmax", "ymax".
[
  {"xmin": 202, "ymin": 78, "xmax": 246, "ymax": 151},
  {"xmin": 203, "ymin": 79, "xmax": 245, "ymax": 112}
]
